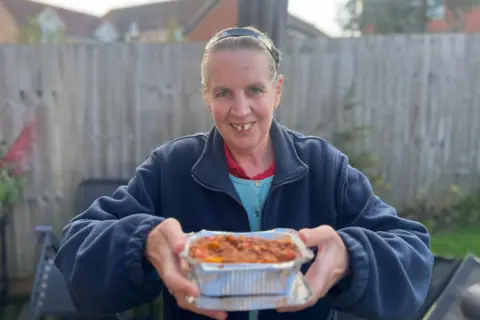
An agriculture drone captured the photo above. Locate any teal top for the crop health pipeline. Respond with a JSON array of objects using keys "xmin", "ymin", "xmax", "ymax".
[{"xmin": 229, "ymin": 174, "xmax": 274, "ymax": 320}]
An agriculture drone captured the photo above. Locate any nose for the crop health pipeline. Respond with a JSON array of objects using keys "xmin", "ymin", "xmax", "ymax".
[{"xmin": 230, "ymin": 93, "xmax": 250, "ymax": 118}]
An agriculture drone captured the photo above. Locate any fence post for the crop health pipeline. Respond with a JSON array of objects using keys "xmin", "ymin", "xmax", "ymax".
[{"xmin": 237, "ymin": 0, "xmax": 289, "ymax": 49}]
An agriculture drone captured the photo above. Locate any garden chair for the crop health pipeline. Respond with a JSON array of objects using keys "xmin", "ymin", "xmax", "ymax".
[
  {"xmin": 407, "ymin": 255, "xmax": 463, "ymax": 320},
  {"xmin": 0, "ymin": 206, "xmax": 10, "ymax": 306},
  {"xmin": 27, "ymin": 225, "xmax": 120, "ymax": 320},
  {"xmin": 460, "ymin": 283, "xmax": 480, "ymax": 320},
  {"xmin": 28, "ymin": 178, "xmax": 156, "ymax": 320},
  {"xmin": 336, "ymin": 255, "xmax": 464, "ymax": 320},
  {"xmin": 425, "ymin": 253, "xmax": 480, "ymax": 319}
]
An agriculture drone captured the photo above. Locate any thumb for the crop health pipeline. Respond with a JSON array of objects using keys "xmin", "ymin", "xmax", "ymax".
[
  {"xmin": 161, "ymin": 218, "xmax": 187, "ymax": 254},
  {"xmin": 299, "ymin": 225, "xmax": 333, "ymax": 247}
]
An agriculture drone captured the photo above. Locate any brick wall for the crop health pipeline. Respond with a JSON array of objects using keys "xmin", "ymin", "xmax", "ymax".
[
  {"xmin": 186, "ymin": 0, "xmax": 238, "ymax": 42},
  {"xmin": 0, "ymin": 2, "xmax": 19, "ymax": 43}
]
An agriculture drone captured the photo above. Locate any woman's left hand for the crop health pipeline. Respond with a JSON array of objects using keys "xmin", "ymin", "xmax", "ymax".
[{"xmin": 277, "ymin": 225, "xmax": 350, "ymax": 313}]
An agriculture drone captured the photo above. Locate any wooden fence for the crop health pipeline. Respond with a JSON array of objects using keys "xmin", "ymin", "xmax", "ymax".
[{"xmin": 1, "ymin": 34, "xmax": 480, "ymax": 281}]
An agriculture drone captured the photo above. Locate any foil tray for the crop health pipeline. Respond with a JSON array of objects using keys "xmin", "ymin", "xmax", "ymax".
[
  {"xmin": 186, "ymin": 273, "xmax": 313, "ymax": 311},
  {"xmin": 182, "ymin": 228, "xmax": 314, "ymax": 297}
]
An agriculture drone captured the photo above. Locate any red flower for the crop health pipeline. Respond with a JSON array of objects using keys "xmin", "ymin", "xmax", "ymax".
[{"xmin": 0, "ymin": 120, "xmax": 37, "ymax": 175}]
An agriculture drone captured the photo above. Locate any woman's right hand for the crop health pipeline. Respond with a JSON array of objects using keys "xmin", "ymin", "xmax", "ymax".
[{"xmin": 145, "ymin": 218, "xmax": 227, "ymax": 320}]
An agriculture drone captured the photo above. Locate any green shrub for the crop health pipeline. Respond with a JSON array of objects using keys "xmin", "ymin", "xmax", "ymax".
[
  {"xmin": 402, "ymin": 184, "xmax": 480, "ymax": 233},
  {"xmin": 330, "ymin": 84, "xmax": 389, "ymax": 194}
]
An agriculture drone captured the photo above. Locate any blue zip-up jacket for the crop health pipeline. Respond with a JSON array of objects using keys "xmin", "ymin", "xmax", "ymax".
[{"xmin": 54, "ymin": 120, "xmax": 434, "ymax": 320}]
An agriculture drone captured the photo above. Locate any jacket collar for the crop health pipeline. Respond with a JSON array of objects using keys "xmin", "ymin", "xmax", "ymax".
[{"xmin": 191, "ymin": 120, "xmax": 309, "ymax": 197}]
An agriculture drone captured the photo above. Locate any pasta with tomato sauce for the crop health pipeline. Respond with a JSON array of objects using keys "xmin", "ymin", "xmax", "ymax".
[{"xmin": 188, "ymin": 234, "xmax": 299, "ymax": 263}]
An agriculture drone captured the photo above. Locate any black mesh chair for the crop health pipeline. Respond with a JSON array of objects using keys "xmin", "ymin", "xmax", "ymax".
[
  {"xmin": 28, "ymin": 179, "xmax": 155, "ymax": 320},
  {"xmin": 28, "ymin": 225, "xmax": 121, "ymax": 320},
  {"xmin": 75, "ymin": 179, "xmax": 130, "ymax": 213},
  {"xmin": 407, "ymin": 255, "xmax": 463, "ymax": 320},
  {"xmin": 336, "ymin": 255, "xmax": 463, "ymax": 320},
  {"xmin": 460, "ymin": 283, "xmax": 480, "ymax": 320},
  {"xmin": 426, "ymin": 253, "xmax": 480, "ymax": 320},
  {"xmin": 0, "ymin": 206, "xmax": 11, "ymax": 307}
]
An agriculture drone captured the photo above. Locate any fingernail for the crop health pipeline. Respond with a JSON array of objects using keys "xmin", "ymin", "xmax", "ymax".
[
  {"xmin": 299, "ymin": 230, "xmax": 309, "ymax": 242},
  {"xmin": 175, "ymin": 242, "xmax": 185, "ymax": 253},
  {"xmin": 301, "ymin": 229, "xmax": 310, "ymax": 236}
]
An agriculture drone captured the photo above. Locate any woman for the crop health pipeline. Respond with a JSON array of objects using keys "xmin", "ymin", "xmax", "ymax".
[{"xmin": 55, "ymin": 27, "xmax": 433, "ymax": 320}]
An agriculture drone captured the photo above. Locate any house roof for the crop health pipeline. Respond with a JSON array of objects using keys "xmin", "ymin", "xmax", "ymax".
[
  {"xmin": 2, "ymin": 0, "xmax": 100, "ymax": 38},
  {"xmin": 287, "ymin": 13, "xmax": 328, "ymax": 38},
  {"xmin": 182, "ymin": 0, "xmax": 222, "ymax": 36},
  {"xmin": 2, "ymin": 0, "xmax": 327, "ymax": 40},
  {"xmin": 103, "ymin": 0, "xmax": 327, "ymax": 38},
  {"xmin": 429, "ymin": 7, "xmax": 480, "ymax": 33},
  {"xmin": 103, "ymin": 0, "xmax": 213, "ymax": 35}
]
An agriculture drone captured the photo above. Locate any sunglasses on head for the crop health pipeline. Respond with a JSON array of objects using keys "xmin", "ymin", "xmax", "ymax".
[{"xmin": 205, "ymin": 27, "xmax": 276, "ymax": 63}]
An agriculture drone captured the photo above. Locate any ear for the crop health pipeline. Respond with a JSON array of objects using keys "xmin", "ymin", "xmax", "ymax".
[{"xmin": 274, "ymin": 75, "xmax": 284, "ymax": 108}]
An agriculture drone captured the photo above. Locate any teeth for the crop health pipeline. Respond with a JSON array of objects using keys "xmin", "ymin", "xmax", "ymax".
[{"xmin": 232, "ymin": 123, "xmax": 253, "ymax": 131}]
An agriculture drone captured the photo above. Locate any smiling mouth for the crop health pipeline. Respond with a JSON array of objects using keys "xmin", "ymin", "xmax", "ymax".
[{"xmin": 230, "ymin": 122, "xmax": 255, "ymax": 131}]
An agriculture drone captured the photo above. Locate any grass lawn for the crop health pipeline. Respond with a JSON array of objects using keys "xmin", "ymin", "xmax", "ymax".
[{"xmin": 430, "ymin": 223, "xmax": 480, "ymax": 258}]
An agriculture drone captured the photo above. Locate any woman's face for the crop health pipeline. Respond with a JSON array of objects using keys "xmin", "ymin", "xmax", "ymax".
[{"xmin": 204, "ymin": 49, "xmax": 283, "ymax": 153}]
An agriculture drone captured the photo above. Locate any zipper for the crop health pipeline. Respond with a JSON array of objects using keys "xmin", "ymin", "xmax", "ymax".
[
  {"xmin": 261, "ymin": 174, "xmax": 307, "ymax": 229},
  {"xmin": 191, "ymin": 173, "xmax": 250, "ymax": 231}
]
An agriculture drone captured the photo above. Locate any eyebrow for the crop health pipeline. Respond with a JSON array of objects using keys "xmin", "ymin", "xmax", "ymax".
[
  {"xmin": 248, "ymin": 82, "xmax": 267, "ymax": 88},
  {"xmin": 212, "ymin": 82, "xmax": 267, "ymax": 92}
]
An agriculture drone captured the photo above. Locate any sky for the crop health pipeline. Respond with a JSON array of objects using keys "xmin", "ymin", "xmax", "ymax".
[{"xmin": 36, "ymin": 0, "xmax": 345, "ymax": 37}]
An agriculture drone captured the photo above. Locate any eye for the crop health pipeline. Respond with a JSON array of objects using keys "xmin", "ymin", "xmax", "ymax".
[
  {"xmin": 248, "ymin": 86, "xmax": 264, "ymax": 96},
  {"xmin": 215, "ymin": 89, "xmax": 231, "ymax": 98}
]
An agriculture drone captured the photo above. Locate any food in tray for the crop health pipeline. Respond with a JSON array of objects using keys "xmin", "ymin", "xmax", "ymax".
[
  {"xmin": 183, "ymin": 230, "xmax": 314, "ymax": 297},
  {"xmin": 188, "ymin": 234, "xmax": 299, "ymax": 263}
]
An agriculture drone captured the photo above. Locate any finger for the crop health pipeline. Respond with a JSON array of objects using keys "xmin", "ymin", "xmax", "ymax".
[
  {"xmin": 162, "ymin": 254, "xmax": 199, "ymax": 298},
  {"xmin": 277, "ymin": 298, "xmax": 316, "ymax": 313},
  {"xmin": 180, "ymin": 258, "xmax": 191, "ymax": 276},
  {"xmin": 304, "ymin": 261, "xmax": 329, "ymax": 298},
  {"xmin": 301, "ymin": 236, "xmax": 324, "ymax": 257},
  {"xmin": 299, "ymin": 226, "xmax": 334, "ymax": 247},
  {"xmin": 178, "ymin": 295, "xmax": 228, "ymax": 320},
  {"xmin": 277, "ymin": 306, "xmax": 306, "ymax": 313},
  {"xmin": 298, "ymin": 231, "xmax": 308, "ymax": 244},
  {"xmin": 304, "ymin": 248, "xmax": 339, "ymax": 299},
  {"xmin": 164, "ymin": 270, "xmax": 199, "ymax": 298},
  {"xmin": 161, "ymin": 218, "xmax": 188, "ymax": 253}
]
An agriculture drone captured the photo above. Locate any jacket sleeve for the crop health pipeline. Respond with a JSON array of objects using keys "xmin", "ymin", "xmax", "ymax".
[
  {"xmin": 54, "ymin": 150, "xmax": 165, "ymax": 315},
  {"xmin": 323, "ymin": 153, "xmax": 434, "ymax": 320}
]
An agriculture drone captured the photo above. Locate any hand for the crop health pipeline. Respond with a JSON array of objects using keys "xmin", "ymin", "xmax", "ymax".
[
  {"xmin": 145, "ymin": 218, "xmax": 227, "ymax": 320},
  {"xmin": 277, "ymin": 225, "xmax": 350, "ymax": 313}
]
